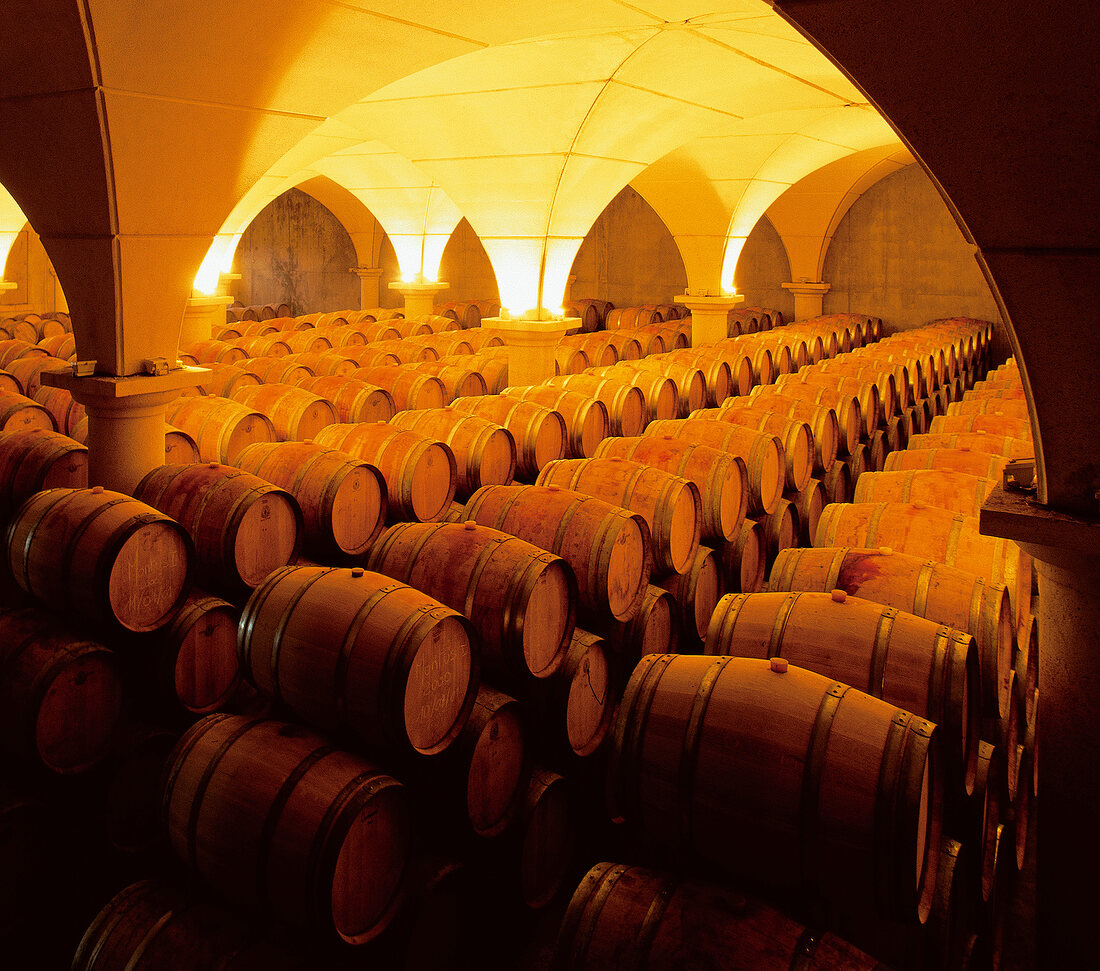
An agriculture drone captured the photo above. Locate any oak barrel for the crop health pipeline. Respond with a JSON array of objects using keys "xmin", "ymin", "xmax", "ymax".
[
  {"xmin": 608, "ymin": 653, "xmax": 942, "ymax": 924},
  {"xmin": 162, "ymin": 714, "xmax": 410, "ymax": 943},
  {"xmin": 367, "ymin": 520, "xmax": 575, "ymax": 680},
  {"xmin": 238, "ymin": 565, "xmax": 478, "ymax": 757},
  {"xmin": 133, "ymin": 463, "xmax": 300, "ymax": 597},
  {"xmin": 6, "ymin": 486, "xmax": 191, "ymax": 632}
]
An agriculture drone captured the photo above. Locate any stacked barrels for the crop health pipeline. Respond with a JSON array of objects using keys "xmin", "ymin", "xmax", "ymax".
[{"xmin": 0, "ymin": 303, "xmax": 1037, "ymax": 970}]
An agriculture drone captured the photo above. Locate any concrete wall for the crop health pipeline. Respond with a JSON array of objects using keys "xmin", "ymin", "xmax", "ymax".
[
  {"xmin": 821, "ymin": 163, "xmax": 1003, "ymax": 336},
  {"xmin": 232, "ymin": 187, "xmax": 366, "ymax": 314},
  {"xmin": 733, "ymin": 215, "xmax": 796, "ymax": 322},
  {"xmin": 2, "ymin": 226, "xmax": 67, "ymax": 313},
  {"xmin": 437, "ymin": 219, "xmax": 499, "ymax": 305},
  {"xmin": 569, "ymin": 185, "xmax": 688, "ymax": 309}
]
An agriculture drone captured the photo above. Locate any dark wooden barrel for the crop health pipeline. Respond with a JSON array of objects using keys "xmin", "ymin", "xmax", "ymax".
[
  {"xmin": 0, "ymin": 607, "xmax": 123, "ymax": 773},
  {"xmin": 238, "ymin": 565, "xmax": 478, "ymax": 757},
  {"xmin": 553, "ymin": 862, "xmax": 885, "ymax": 971},
  {"xmin": 0, "ymin": 426, "xmax": 87, "ymax": 518},
  {"xmin": 6, "ymin": 486, "xmax": 191, "ymax": 632},
  {"xmin": 717, "ymin": 518, "xmax": 765, "ymax": 594},
  {"xmin": 155, "ymin": 593, "xmax": 242, "ymax": 714},
  {"xmin": 162, "ymin": 714, "xmax": 410, "ymax": 943}
]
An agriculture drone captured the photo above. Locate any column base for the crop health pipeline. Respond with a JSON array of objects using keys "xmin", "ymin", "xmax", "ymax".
[
  {"xmin": 674, "ymin": 291, "xmax": 745, "ymax": 346},
  {"xmin": 781, "ymin": 281, "xmax": 830, "ymax": 320},
  {"xmin": 41, "ymin": 366, "xmax": 207, "ymax": 494},
  {"xmin": 482, "ymin": 314, "xmax": 578, "ymax": 388},
  {"xmin": 389, "ymin": 280, "xmax": 449, "ymax": 318}
]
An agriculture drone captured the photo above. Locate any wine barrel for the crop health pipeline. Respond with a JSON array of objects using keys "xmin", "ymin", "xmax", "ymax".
[
  {"xmin": 720, "ymin": 395, "xmax": 837, "ymax": 476},
  {"xmin": 905, "ymin": 431, "xmax": 1032, "ymax": 458},
  {"xmin": 526, "ymin": 629, "xmax": 615, "ymax": 760},
  {"xmin": 297, "ymin": 375, "xmax": 396, "ymax": 423},
  {"xmin": 451, "ymin": 395, "xmax": 567, "ymax": 480},
  {"xmin": 601, "ymin": 584, "xmax": 677, "ymax": 665},
  {"xmin": 814, "ymin": 501, "xmax": 1031, "ymax": 631},
  {"xmin": 883, "ymin": 446, "xmax": 1011, "ymax": 480},
  {"xmin": 553, "ymin": 862, "xmax": 884, "ymax": 971},
  {"xmin": 0, "ymin": 607, "xmax": 123, "ymax": 773},
  {"xmin": 239, "ymin": 566, "xmax": 477, "ymax": 757},
  {"xmin": 6, "ymin": 486, "xmax": 191, "ymax": 632},
  {"xmin": 72, "ymin": 878, "xmax": 308, "ymax": 971},
  {"xmin": 502, "ymin": 386, "xmax": 609, "ymax": 459},
  {"xmin": 313, "ymin": 423, "xmax": 456, "ymax": 523},
  {"xmin": 229, "ymin": 383, "xmax": 338, "ymax": 441},
  {"xmin": 608, "ymin": 653, "xmax": 942, "ymax": 924},
  {"xmin": 164, "ymin": 425, "xmax": 201, "ymax": 464},
  {"xmin": 194, "ymin": 363, "xmax": 262, "ymax": 398},
  {"xmin": 390, "ymin": 408, "xmax": 516, "ymax": 500},
  {"xmin": 164, "ymin": 395, "xmax": 277, "ymax": 464},
  {"xmin": 664, "ymin": 348, "xmax": 736, "ymax": 406},
  {"xmin": 352, "ymin": 366, "xmax": 446, "ymax": 411},
  {"xmin": 0, "ymin": 427, "xmax": 87, "ymax": 519},
  {"xmin": 656, "ymin": 544, "xmax": 721, "ymax": 647},
  {"xmin": 367, "ymin": 521, "xmax": 575, "ymax": 680},
  {"xmin": 0, "ymin": 390, "xmax": 55, "ymax": 433},
  {"xmin": 693, "ymin": 405, "xmax": 814, "ymax": 493},
  {"xmin": 787, "ymin": 478, "xmax": 826, "ymax": 547},
  {"xmin": 770, "ymin": 545, "xmax": 1013, "ymax": 721},
  {"xmin": 717, "ymin": 518, "xmax": 765, "ymax": 594},
  {"xmin": 752, "ymin": 384, "xmax": 860, "ymax": 457},
  {"xmin": 757, "ymin": 498, "xmax": 799, "ymax": 572},
  {"xmin": 463, "ymin": 484, "xmax": 649, "ymax": 625},
  {"xmin": 233, "ymin": 441, "xmax": 386, "ymax": 559},
  {"xmin": 413, "ymin": 686, "xmax": 527, "ymax": 839},
  {"xmin": 707, "ymin": 590, "xmax": 979, "ymax": 798},
  {"xmin": 643, "ymin": 418, "xmax": 784, "ymax": 516},
  {"xmin": 592, "ymin": 366, "xmax": 678, "ymax": 424},
  {"xmin": 593, "ymin": 436, "xmax": 747, "ymax": 544},
  {"xmin": 536, "ymin": 457, "xmax": 701, "ymax": 576},
  {"xmin": 133, "ymin": 463, "xmax": 300, "ymax": 596},
  {"xmin": 929, "ymin": 413, "xmax": 1031, "ymax": 440},
  {"xmin": 543, "ymin": 374, "xmax": 646, "ymax": 438},
  {"xmin": 854, "ymin": 468, "xmax": 996, "ymax": 517},
  {"xmin": 155, "ymin": 593, "xmax": 241, "ymax": 714},
  {"xmin": 821, "ymin": 459, "xmax": 852, "ymax": 505},
  {"xmin": 162, "ymin": 714, "xmax": 410, "ymax": 943}
]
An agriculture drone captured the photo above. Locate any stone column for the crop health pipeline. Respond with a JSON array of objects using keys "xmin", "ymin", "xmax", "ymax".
[
  {"xmin": 981, "ymin": 484, "xmax": 1099, "ymax": 968},
  {"xmin": 482, "ymin": 312, "xmax": 578, "ymax": 388},
  {"xmin": 780, "ymin": 281, "xmax": 830, "ymax": 320},
  {"xmin": 673, "ymin": 291, "xmax": 745, "ymax": 347},
  {"xmin": 41, "ymin": 366, "xmax": 206, "ymax": 495},
  {"xmin": 389, "ymin": 280, "xmax": 449, "ymax": 318},
  {"xmin": 352, "ymin": 267, "xmax": 384, "ymax": 309}
]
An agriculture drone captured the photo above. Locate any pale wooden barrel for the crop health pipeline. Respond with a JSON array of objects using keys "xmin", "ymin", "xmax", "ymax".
[
  {"xmin": 854, "ymin": 468, "xmax": 996, "ymax": 517},
  {"xmin": 717, "ymin": 518, "xmax": 765, "ymax": 594},
  {"xmin": 367, "ymin": 520, "xmax": 574, "ymax": 680},
  {"xmin": 314, "ymin": 422, "xmax": 456, "ymax": 523},
  {"xmin": 133, "ymin": 463, "xmax": 299, "ymax": 597},
  {"xmin": 164, "ymin": 395, "xmax": 277, "ymax": 464},
  {"xmin": 450, "ymin": 395, "xmax": 567, "ymax": 480},
  {"xmin": 502, "ymin": 386, "xmax": 609, "ymax": 460},
  {"xmin": 0, "ymin": 427, "xmax": 87, "ymax": 519},
  {"xmin": 593, "ymin": 435, "xmax": 747, "ymax": 544},
  {"xmin": 297, "ymin": 374, "xmax": 396, "ymax": 423},
  {"xmin": 229, "ymin": 382, "xmax": 338, "ymax": 441},
  {"xmin": 608, "ymin": 654, "xmax": 942, "ymax": 924},
  {"xmin": 389, "ymin": 407, "xmax": 516, "ymax": 500},
  {"xmin": 707, "ymin": 590, "xmax": 979, "ymax": 799},
  {"xmin": 536, "ymin": 457, "xmax": 701, "ymax": 576},
  {"xmin": 692, "ymin": 405, "xmax": 814, "ymax": 493},
  {"xmin": 463, "ymin": 484, "xmax": 649, "ymax": 625}
]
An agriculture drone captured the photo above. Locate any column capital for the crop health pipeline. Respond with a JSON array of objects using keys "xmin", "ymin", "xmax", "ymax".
[
  {"xmin": 389, "ymin": 280, "xmax": 449, "ymax": 317},
  {"xmin": 781, "ymin": 281, "xmax": 831, "ymax": 296},
  {"xmin": 674, "ymin": 291, "xmax": 744, "ymax": 345},
  {"xmin": 781, "ymin": 281, "xmax": 830, "ymax": 321},
  {"xmin": 42, "ymin": 365, "xmax": 207, "ymax": 409},
  {"xmin": 351, "ymin": 266, "xmax": 384, "ymax": 279},
  {"xmin": 981, "ymin": 482, "xmax": 1100, "ymax": 568},
  {"xmin": 482, "ymin": 313, "xmax": 579, "ymax": 387}
]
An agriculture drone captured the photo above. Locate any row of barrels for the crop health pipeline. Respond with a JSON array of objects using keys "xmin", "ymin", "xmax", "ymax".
[
  {"xmin": 4, "ymin": 310, "xmax": 1021, "ymax": 968},
  {"xmin": 1, "ymin": 309, "xmax": 71, "ymax": 343}
]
